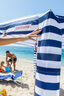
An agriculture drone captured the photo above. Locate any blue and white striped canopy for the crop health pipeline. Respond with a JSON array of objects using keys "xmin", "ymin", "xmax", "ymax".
[{"xmin": 0, "ymin": 10, "xmax": 64, "ymax": 96}]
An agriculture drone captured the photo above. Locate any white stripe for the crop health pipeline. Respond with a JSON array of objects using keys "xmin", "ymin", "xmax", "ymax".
[
  {"xmin": 34, "ymin": 54, "xmax": 37, "ymax": 56},
  {"xmin": 37, "ymin": 60, "xmax": 61, "ymax": 68},
  {"xmin": 39, "ymin": 18, "xmax": 64, "ymax": 29},
  {"xmin": 36, "ymin": 72, "xmax": 60, "ymax": 83},
  {"xmin": 6, "ymin": 25, "xmax": 38, "ymax": 32},
  {"xmin": 35, "ymin": 86, "xmax": 59, "ymax": 96},
  {"xmin": 37, "ymin": 46, "xmax": 61, "ymax": 55},
  {"xmin": 62, "ymin": 35, "xmax": 64, "ymax": 38},
  {"xmin": 38, "ymin": 33, "xmax": 62, "ymax": 42}
]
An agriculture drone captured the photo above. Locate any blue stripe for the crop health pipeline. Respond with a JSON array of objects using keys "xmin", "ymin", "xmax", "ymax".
[
  {"xmin": 35, "ymin": 79, "xmax": 60, "ymax": 90},
  {"xmin": 0, "ymin": 33, "xmax": 2, "ymax": 35},
  {"xmin": 49, "ymin": 11, "xmax": 64, "ymax": 23},
  {"xmin": 37, "ymin": 69, "xmax": 60, "ymax": 76},
  {"xmin": 56, "ymin": 15, "xmax": 64, "ymax": 22},
  {"xmin": 38, "ymin": 11, "xmax": 49, "ymax": 23},
  {"xmin": 38, "ymin": 40, "xmax": 61, "ymax": 48},
  {"xmin": 37, "ymin": 53, "xmax": 61, "ymax": 61},
  {"xmin": 62, "ymin": 29, "xmax": 64, "ymax": 35},
  {"xmin": 36, "ymin": 11, "xmax": 64, "ymax": 24},
  {"xmin": 7, "ymin": 31, "xmax": 33, "ymax": 35},
  {"xmin": 0, "ymin": 27, "xmax": 8, "ymax": 30},
  {"xmin": 39, "ymin": 26, "xmax": 61, "ymax": 35},
  {"xmin": 48, "ymin": 11, "xmax": 63, "ymax": 23},
  {"xmin": 34, "ymin": 52, "xmax": 37, "ymax": 54},
  {"xmin": 37, "ymin": 66, "xmax": 60, "ymax": 73},
  {"xmin": 34, "ymin": 93, "xmax": 40, "ymax": 96},
  {"xmin": 39, "ymin": 11, "xmax": 64, "ymax": 23}
]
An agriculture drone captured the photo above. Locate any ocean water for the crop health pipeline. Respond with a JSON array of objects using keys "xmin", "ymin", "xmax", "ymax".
[
  {"xmin": 61, "ymin": 49, "xmax": 64, "ymax": 66},
  {"xmin": 0, "ymin": 45, "xmax": 34, "ymax": 61},
  {"xmin": 0, "ymin": 45, "xmax": 64, "ymax": 66}
]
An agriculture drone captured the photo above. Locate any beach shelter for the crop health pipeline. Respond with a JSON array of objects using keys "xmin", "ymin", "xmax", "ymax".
[
  {"xmin": 34, "ymin": 42, "xmax": 37, "ymax": 77},
  {"xmin": 0, "ymin": 10, "xmax": 64, "ymax": 96}
]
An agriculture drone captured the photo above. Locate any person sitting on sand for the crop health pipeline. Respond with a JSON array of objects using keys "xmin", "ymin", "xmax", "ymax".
[
  {"xmin": 6, "ymin": 51, "xmax": 17, "ymax": 71},
  {"xmin": 0, "ymin": 61, "xmax": 12, "ymax": 72}
]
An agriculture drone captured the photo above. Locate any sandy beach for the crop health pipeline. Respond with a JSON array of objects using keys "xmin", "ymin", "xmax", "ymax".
[
  {"xmin": 0, "ymin": 56, "xmax": 64, "ymax": 96},
  {"xmin": 0, "ymin": 56, "xmax": 35, "ymax": 96}
]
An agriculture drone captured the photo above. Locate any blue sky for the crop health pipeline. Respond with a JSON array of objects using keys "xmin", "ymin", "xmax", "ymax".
[{"xmin": 0, "ymin": 0, "xmax": 64, "ymax": 23}]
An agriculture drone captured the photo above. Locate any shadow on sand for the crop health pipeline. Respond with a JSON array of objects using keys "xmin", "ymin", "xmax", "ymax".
[
  {"xmin": 0, "ymin": 69, "xmax": 29, "ymax": 89},
  {"xmin": 0, "ymin": 79, "xmax": 29, "ymax": 89},
  {"xmin": 60, "ymin": 88, "xmax": 64, "ymax": 96}
]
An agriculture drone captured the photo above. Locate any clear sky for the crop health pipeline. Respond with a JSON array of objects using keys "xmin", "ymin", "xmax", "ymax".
[{"xmin": 0, "ymin": 0, "xmax": 64, "ymax": 23}]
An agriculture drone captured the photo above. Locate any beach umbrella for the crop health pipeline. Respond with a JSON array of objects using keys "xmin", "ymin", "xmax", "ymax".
[{"xmin": 0, "ymin": 10, "xmax": 64, "ymax": 96}]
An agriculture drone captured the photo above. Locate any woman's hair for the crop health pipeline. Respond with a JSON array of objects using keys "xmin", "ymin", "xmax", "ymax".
[{"xmin": 1, "ymin": 61, "xmax": 4, "ymax": 65}]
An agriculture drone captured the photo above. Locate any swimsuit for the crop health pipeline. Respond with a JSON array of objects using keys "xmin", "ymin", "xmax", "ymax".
[{"xmin": 9, "ymin": 57, "xmax": 17, "ymax": 62}]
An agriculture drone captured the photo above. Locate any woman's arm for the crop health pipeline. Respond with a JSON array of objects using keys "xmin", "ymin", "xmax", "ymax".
[
  {"xmin": 0, "ymin": 37, "xmax": 26, "ymax": 46},
  {"xmin": 0, "ymin": 29, "xmax": 41, "ymax": 46},
  {"xmin": 0, "ymin": 66, "xmax": 2, "ymax": 68}
]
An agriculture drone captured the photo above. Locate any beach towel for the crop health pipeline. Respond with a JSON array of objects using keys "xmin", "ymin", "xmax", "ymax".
[{"xmin": 0, "ymin": 71, "xmax": 22, "ymax": 80}]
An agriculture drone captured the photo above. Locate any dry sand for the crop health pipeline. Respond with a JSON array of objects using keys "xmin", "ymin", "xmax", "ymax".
[
  {"xmin": 0, "ymin": 56, "xmax": 35, "ymax": 96},
  {"xmin": 0, "ymin": 56, "xmax": 64, "ymax": 96}
]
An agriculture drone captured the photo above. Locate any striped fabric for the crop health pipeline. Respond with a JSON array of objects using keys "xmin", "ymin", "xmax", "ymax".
[
  {"xmin": 34, "ymin": 42, "xmax": 37, "ymax": 78},
  {"xmin": 35, "ymin": 11, "xmax": 64, "ymax": 96},
  {"xmin": 0, "ymin": 10, "xmax": 64, "ymax": 96}
]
